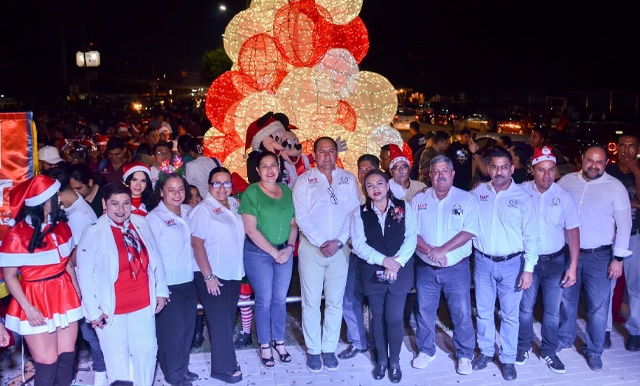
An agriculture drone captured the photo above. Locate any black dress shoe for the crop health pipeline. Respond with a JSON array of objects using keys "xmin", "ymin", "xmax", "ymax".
[
  {"xmin": 388, "ymin": 364, "xmax": 402, "ymax": 384},
  {"xmin": 604, "ymin": 331, "xmax": 612, "ymax": 349},
  {"xmin": 184, "ymin": 371, "xmax": 199, "ymax": 381},
  {"xmin": 338, "ymin": 344, "xmax": 368, "ymax": 359},
  {"xmin": 372, "ymin": 364, "xmax": 386, "ymax": 380},
  {"xmin": 626, "ymin": 335, "xmax": 640, "ymax": 352}
]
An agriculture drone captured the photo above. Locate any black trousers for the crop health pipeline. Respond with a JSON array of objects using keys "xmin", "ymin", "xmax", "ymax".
[
  {"xmin": 367, "ymin": 291, "xmax": 407, "ymax": 366},
  {"xmin": 194, "ymin": 272, "xmax": 241, "ymax": 375},
  {"xmin": 156, "ymin": 280, "xmax": 197, "ymax": 384}
]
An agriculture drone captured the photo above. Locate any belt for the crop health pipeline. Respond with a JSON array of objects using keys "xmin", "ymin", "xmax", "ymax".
[
  {"xmin": 477, "ymin": 250, "xmax": 523, "ymax": 262},
  {"xmin": 538, "ymin": 247, "xmax": 565, "ymax": 262},
  {"xmin": 246, "ymin": 236, "xmax": 288, "ymax": 251},
  {"xmin": 632, "ymin": 229, "xmax": 640, "ymax": 236},
  {"xmin": 24, "ymin": 270, "xmax": 65, "ymax": 283},
  {"xmin": 579, "ymin": 245, "xmax": 612, "ymax": 254}
]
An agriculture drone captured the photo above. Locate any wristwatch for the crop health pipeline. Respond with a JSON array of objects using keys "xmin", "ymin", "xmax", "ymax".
[
  {"xmin": 336, "ymin": 240, "xmax": 344, "ymax": 249},
  {"xmin": 613, "ymin": 256, "xmax": 624, "ymax": 262},
  {"xmin": 203, "ymin": 273, "xmax": 217, "ymax": 281}
]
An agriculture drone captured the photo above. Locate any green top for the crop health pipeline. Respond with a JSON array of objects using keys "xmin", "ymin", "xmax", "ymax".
[{"xmin": 238, "ymin": 182, "xmax": 295, "ymax": 245}]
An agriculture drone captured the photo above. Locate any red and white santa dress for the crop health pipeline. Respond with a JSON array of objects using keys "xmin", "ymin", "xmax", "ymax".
[
  {"xmin": 0, "ymin": 212, "xmax": 82, "ymax": 335},
  {"xmin": 123, "ymin": 162, "xmax": 151, "ymax": 217}
]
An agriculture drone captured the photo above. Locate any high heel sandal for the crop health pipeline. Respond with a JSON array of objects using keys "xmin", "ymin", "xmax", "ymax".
[
  {"xmin": 271, "ymin": 341, "xmax": 292, "ymax": 364},
  {"xmin": 260, "ymin": 344, "xmax": 275, "ymax": 369}
]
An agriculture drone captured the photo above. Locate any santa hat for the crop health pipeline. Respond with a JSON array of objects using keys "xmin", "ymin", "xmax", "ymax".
[
  {"xmin": 158, "ymin": 126, "xmax": 170, "ymax": 135},
  {"xmin": 160, "ymin": 121, "xmax": 172, "ymax": 133},
  {"xmin": 117, "ymin": 123, "xmax": 130, "ymax": 133},
  {"xmin": 388, "ymin": 144, "xmax": 409, "ymax": 169},
  {"xmin": 94, "ymin": 134, "xmax": 109, "ymax": 146},
  {"xmin": 122, "ymin": 162, "xmax": 151, "ymax": 182},
  {"xmin": 245, "ymin": 114, "xmax": 285, "ymax": 151},
  {"xmin": 9, "ymin": 175, "xmax": 61, "ymax": 221},
  {"xmin": 531, "ymin": 146, "xmax": 556, "ymax": 166}
]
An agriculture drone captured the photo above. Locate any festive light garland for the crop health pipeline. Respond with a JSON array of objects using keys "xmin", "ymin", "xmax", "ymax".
[{"xmin": 206, "ymin": 0, "xmax": 400, "ymax": 177}]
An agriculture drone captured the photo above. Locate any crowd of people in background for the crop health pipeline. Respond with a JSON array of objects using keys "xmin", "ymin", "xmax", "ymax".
[{"xmin": 0, "ymin": 105, "xmax": 638, "ymax": 386}]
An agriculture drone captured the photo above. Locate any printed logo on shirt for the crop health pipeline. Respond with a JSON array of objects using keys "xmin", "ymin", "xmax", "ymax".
[
  {"xmin": 232, "ymin": 201, "xmax": 239, "ymax": 210},
  {"xmin": 164, "ymin": 219, "xmax": 176, "ymax": 226},
  {"xmin": 213, "ymin": 207, "xmax": 222, "ymax": 214},
  {"xmin": 417, "ymin": 203, "xmax": 428, "ymax": 210},
  {"xmin": 508, "ymin": 199, "xmax": 518, "ymax": 207},
  {"xmin": 338, "ymin": 176, "xmax": 349, "ymax": 185},
  {"xmin": 551, "ymin": 197, "xmax": 560, "ymax": 206},
  {"xmin": 308, "ymin": 177, "xmax": 318, "ymax": 184},
  {"xmin": 479, "ymin": 195, "xmax": 489, "ymax": 201}
]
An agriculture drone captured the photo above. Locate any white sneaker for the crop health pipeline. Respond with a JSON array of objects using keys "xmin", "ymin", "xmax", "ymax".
[
  {"xmin": 457, "ymin": 358, "xmax": 473, "ymax": 375},
  {"xmin": 93, "ymin": 371, "xmax": 108, "ymax": 386},
  {"xmin": 412, "ymin": 352, "xmax": 436, "ymax": 369}
]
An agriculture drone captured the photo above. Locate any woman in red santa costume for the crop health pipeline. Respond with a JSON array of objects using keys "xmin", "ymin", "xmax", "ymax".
[{"xmin": 0, "ymin": 174, "xmax": 82, "ymax": 386}]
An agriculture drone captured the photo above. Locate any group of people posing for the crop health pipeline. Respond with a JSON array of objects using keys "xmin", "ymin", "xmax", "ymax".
[{"xmin": 0, "ymin": 121, "xmax": 638, "ymax": 385}]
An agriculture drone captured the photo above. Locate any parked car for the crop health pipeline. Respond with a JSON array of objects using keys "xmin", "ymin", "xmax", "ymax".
[
  {"xmin": 432, "ymin": 107, "xmax": 466, "ymax": 127},
  {"xmin": 418, "ymin": 101, "xmax": 446, "ymax": 123},
  {"xmin": 458, "ymin": 113, "xmax": 490, "ymax": 132},
  {"xmin": 496, "ymin": 113, "xmax": 535, "ymax": 135},
  {"xmin": 392, "ymin": 106, "xmax": 418, "ymax": 130},
  {"xmin": 474, "ymin": 133, "xmax": 575, "ymax": 179}
]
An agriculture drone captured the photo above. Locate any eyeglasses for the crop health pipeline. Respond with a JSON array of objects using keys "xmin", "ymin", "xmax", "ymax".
[
  {"xmin": 155, "ymin": 151, "xmax": 170, "ymax": 156},
  {"xmin": 327, "ymin": 187, "xmax": 338, "ymax": 205},
  {"xmin": 210, "ymin": 181, "xmax": 232, "ymax": 188},
  {"xmin": 390, "ymin": 164, "xmax": 409, "ymax": 172}
]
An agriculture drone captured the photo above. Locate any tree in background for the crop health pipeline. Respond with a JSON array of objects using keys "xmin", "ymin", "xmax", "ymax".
[{"xmin": 201, "ymin": 47, "xmax": 232, "ymax": 85}]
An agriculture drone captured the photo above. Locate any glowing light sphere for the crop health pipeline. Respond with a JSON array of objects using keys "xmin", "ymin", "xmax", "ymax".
[
  {"xmin": 205, "ymin": 71, "xmax": 256, "ymax": 132},
  {"xmin": 276, "ymin": 67, "xmax": 339, "ymax": 138},
  {"xmin": 223, "ymin": 8, "xmax": 275, "ymax": 63},
  {"xmin": 314, "ymin": 48, "xmax": 359, "ymax": 99},
  {"xmin": 344, "ymin": 71, "xmax": 397, "ymax": 134},
  {"xmin": 370, "ymin": 124, "xmax": 404, "ymax": 149},
  {"xmin": 233, "ymin": 91, "xmax": 279, "ymax": 146},
  {"xmin": 331, "ymin": 124, "xmax": 379, "ymax": 175},
  {"xmin": 250, "ymin": 0, "xmax": 288, "ymax": 12},
  {"xmin": 238, "ymin": 33, "xmax": 288, "ymax": 91},
  {"xmin": 315, "ymin": 0, "xmax": 363, "ymax": 25},
  {"xmin": 331, "ymin": 17, "xmax": 369, "ymax": 63},
  {"xmin": 333, "ymin": 100, "xmax": 357, "ymax": 132},
  {"xmin": 203, "ymin": 126, "xmax": 244, "ymax": 162},
  {"xmin": 273, "ymin": 0, "xmax": 334, "ymax": 67}
]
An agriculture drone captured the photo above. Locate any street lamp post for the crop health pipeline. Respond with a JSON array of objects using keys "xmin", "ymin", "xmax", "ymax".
[{"xmin": 76, "ymin": 50, "xmax": 100, "ymax": 96}]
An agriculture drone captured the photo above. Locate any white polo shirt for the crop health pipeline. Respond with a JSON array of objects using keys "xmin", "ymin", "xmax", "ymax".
[
  {"xmin": 189, "ymin": 194, "xmax": 245, "ymax": 280},
  {"xmin": 471, "ymin": 179, "xmax": 539, "ymax": 272},
  {"xmin": 63, "ymin": 193, "xmax": 98, "ymax": 247},
  {"xmin": 147, "ymin": 201, "xmax": 194, "ymax": 286},
  {"xmin": 350, "ymin": 200, "xmax": 417, "ymax": 267},
  {"xmin": 521, "ymin": 181, "xmax": 581, "ymax": 255},
  {"xmin": 558, "ymin": 171, "xmax": 632, "ymax": 257},
  {"xmin": 411, "ymin": 186, "xmax": 479, "ymax": 267},
  {"xmin": 293, "ymin": 167, "xmax": 360, "ymax": 247}
]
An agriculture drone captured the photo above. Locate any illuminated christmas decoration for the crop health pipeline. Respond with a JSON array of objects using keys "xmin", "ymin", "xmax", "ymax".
[{"xmin": 206, "ymin": 0, "xmax": 399, "ymax": 177}]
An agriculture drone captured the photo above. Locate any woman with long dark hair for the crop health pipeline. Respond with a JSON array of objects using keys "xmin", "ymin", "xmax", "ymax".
[
  {"xmin": 0, "ymin": 175, "xmax": 83, "ymax": 386},
  {"xmin": 351, "ymin": 169, "xmax": 417, "ymax": 384},
  {"xmin": 122, "ymin": 162, "xmax": 153, "ymax": 216}
]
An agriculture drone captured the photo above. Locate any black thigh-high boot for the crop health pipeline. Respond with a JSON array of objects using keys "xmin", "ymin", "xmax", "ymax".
[
  {"xmin": 192, "ymin": 311, "xmax": 206, "ymax": 349},
  {"xmin": 33, "ymin": 361, "xmax": 57, "ymax": 386},
  {"xmin": 54, "ymin": 352, "xmax": 76, "ymax": 386}
]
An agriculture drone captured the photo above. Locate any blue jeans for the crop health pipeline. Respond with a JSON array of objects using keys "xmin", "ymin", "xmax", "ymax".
[
  {"xmin": 342, "ymin": 252, "xmax": 368, "ymax": 350},
  {"xmin": 558, "ymin": 249, "xmax": 612, "ymax": 356},
  {"xmin": 474, "ymin": 251, "xmax": 524, "ymax": 364},
  {"xmin": 517, "ymin": 253, "xmax": 564, "ymax": 357},
  {"xmin": 626, "ymin": 234, "xmax": 640, "ymax": 335},
  {"xmin": 243, "ymin": 239, "xmax": 293, "ymax": 344},
  {"xmin": 80, "ymin": 319, "xmax": 106, "ymax": 372},
  {"xmin": 415, "ymin": 258, "xmax": 475, "ymax": 359}
]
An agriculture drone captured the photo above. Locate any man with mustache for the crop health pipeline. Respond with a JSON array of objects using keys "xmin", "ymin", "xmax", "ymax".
[
  {"xmin": 556, "ymin": 144, "xmax": 632, "ymax": 371},
  {"xmin": 516, "ymin": 146, "xmax": 580, "ymax": 374},
  {"xmin": 410, "ymin": 155, "xmax": 479, "ymax": 375},
  {"xmin": 470, "ymin": 147, "xmax": 538, "ymax": 381}
]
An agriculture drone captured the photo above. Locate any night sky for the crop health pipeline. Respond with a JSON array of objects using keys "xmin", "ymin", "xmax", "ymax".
[{"xmin": 1, "ymin": 0, "xmax": 639, "ymax": 102}]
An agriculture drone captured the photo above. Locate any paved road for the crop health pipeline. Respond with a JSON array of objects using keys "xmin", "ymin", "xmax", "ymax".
[{"xmin": 4, "ymin": 319, "xmax": 637, "ymax": 385}]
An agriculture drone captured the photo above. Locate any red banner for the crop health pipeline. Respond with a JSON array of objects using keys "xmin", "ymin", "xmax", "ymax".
[{"xmin": 0, "ymin": 112, "xmax": 35, "ymax": 297}]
